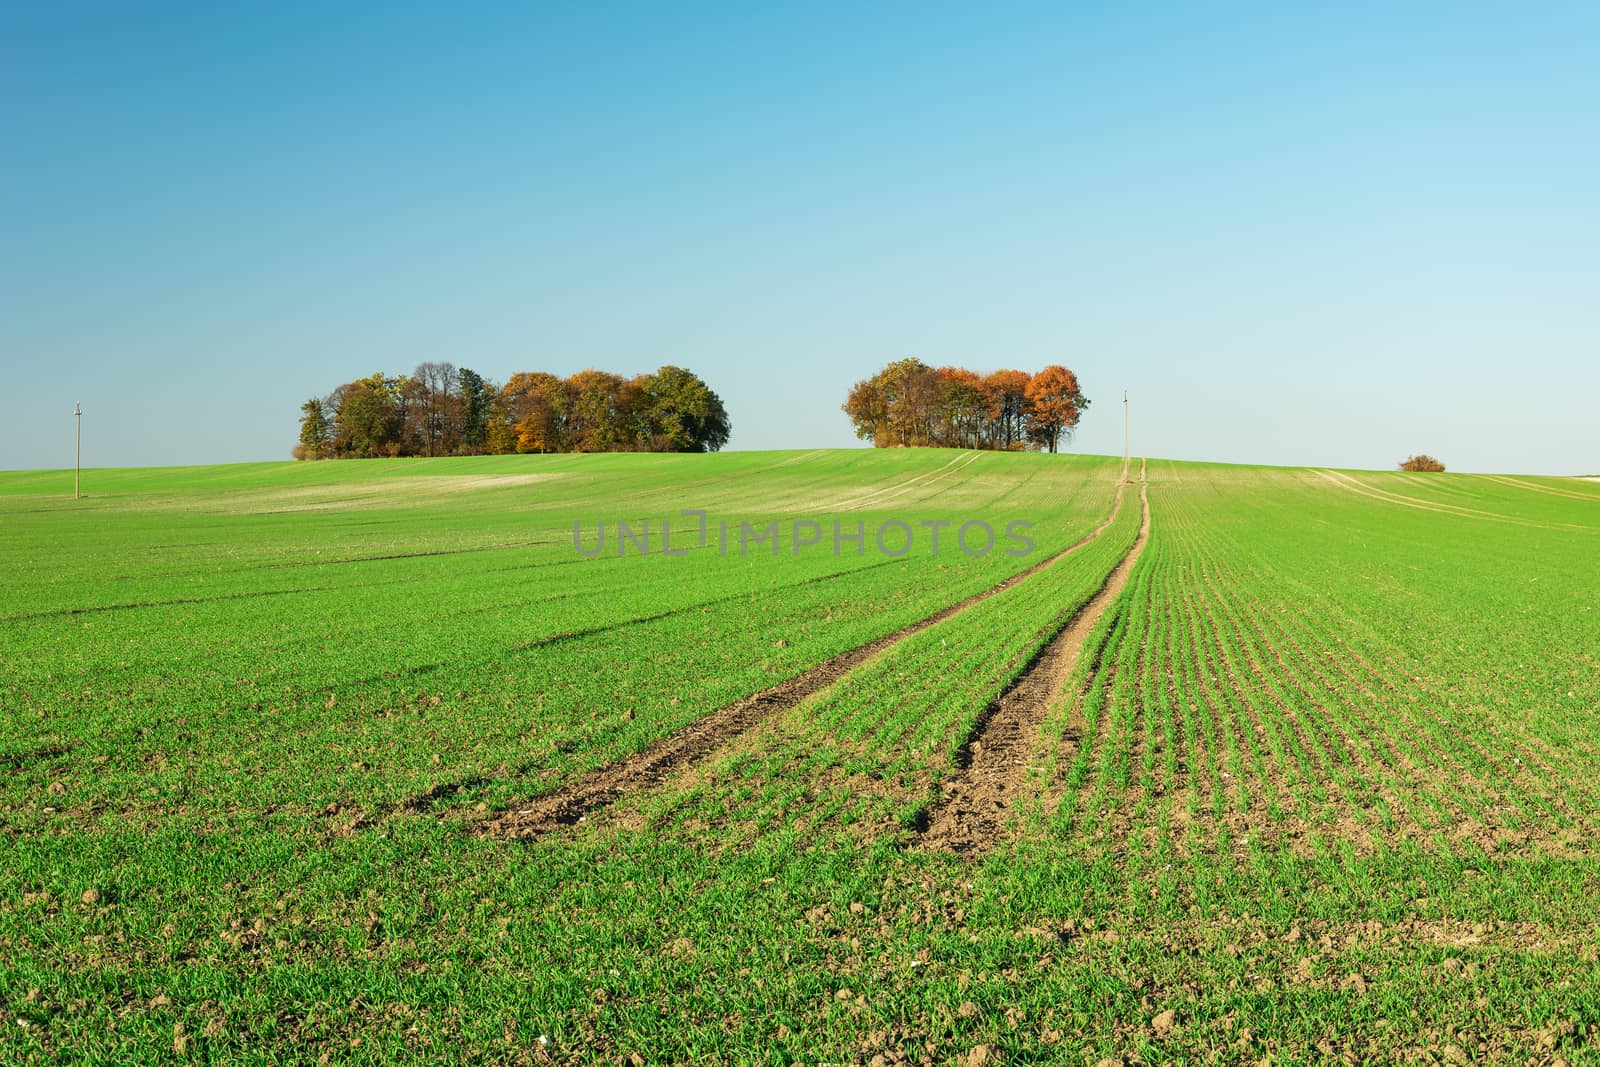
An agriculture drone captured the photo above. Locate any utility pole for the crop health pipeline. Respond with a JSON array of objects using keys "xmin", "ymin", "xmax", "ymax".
[
  {"xmin": 74, "ymin": 402, "xmax": 82, "ymax": 500},
  {"xmin": 1122, "ymin": 390, "xmax": 1129, "ymax": 482}
]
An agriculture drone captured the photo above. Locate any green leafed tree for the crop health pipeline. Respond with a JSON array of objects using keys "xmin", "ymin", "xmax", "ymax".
[
  {"xmin": 331, "ymin": 374, "xmax": 403, "ymax": 457},
  {"xmin": 295, "ymin": 398, "xmax": 331, "ymax": 459},
  {"xmin": 639, "ymin": 365, "xmax": 731, "ymax": 452},
  {"xmin": 458, "ymin": 368, "xmax": 491, "ymax": 454}
]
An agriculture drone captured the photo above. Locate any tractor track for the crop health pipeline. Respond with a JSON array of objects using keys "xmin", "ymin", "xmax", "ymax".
[
  {"xmin": 919, "ymin": 478, "xmax": 1150, "ymax": 855},
  {"xmin": 480, "ymin": 477, "xmax": 1132, "ymax": 841}
]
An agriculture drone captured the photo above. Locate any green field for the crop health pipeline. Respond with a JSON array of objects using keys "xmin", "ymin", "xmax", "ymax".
[{"xmin": 3, "ymin": 451, "xmax": 1598, "ymax": 1065}]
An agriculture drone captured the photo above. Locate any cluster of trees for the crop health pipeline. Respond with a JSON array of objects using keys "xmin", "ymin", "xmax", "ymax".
[
  {"xmin": 1398, "ymin": 454, "xmax": 1446, "ymax": 472},
  {"xmin": 296, "ymin": 363, "xmax": 731, "ymax": 459},
  {"xmin": 843, "ymin": 359, "xmax": 1089, "ymax": 452}
]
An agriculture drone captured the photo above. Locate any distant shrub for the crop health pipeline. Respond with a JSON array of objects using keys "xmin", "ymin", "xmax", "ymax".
[{"xmin": 1399, "ymin": 454, "xmax": 1446, "ymax": 472}]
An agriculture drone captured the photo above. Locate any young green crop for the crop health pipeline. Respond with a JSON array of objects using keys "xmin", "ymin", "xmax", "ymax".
[
  {"xmin": 1, "ymin": 451, "xmax": 1120, "ymax": 823},
  {"xmin": 2, "ymin": 453, "xmax": 1598, "ymax": 1064}
]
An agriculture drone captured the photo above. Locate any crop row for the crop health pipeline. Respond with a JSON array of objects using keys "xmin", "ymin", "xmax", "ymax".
[{"xmin": 1038, "ymin": 463, "xmax": 1600, "ymax": 868}]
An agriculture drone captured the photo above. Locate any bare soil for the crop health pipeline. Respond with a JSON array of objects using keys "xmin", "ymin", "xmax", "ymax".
[{"xmin": 919, "ymin": 482, "xmax": 1150, "ymax": 854}]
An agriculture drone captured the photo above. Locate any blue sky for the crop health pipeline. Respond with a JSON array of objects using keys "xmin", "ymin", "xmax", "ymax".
[{"xmin": 3, "ymin": 2, "xmax": 1596, "ymax": 473}]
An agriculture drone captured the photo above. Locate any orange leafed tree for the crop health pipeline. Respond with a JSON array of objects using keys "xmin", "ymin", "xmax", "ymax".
[
  {"xmin": 843, "ymin": 361, "xmax": 1089, "ymax": 451},
  {"xmin": 843, "ymin": 358, "xmax": 942, "ymax": 447},
  {"xmin": 502, "ymin": 372, "xmax": 570, "ymax": 454},
  {"xmin": 843, "ymin": 377, "xmax": 889, "ymax": 444},
  {"xmin": 936, "ymin": 367, "xmax": 986, "ymax": 449},
  {"xmin": 982, "ymin": 370, "xmax": 1031, "ymax": 451},
  {"xmin": 1025, "ymin": 365, "xmax": 1090, "ymax": 453}
]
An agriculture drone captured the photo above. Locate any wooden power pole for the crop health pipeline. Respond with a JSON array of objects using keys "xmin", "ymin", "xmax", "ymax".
[
  {"xmin": 1122, "ymin": 390, "xmax": 1129, "ymax": 482},
  {"xmin": 74, "ymin": 402, "xmax": 82, "ymax": 500}
]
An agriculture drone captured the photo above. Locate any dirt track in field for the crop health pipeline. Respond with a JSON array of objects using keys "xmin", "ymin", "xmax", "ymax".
[
  {"xmin": 919, "ymin": 478, "xmax": 1150, "ymax": 855},
  {"xmin": 481, "ymin": 477, "xmax": 1131, "ymax": 841}
]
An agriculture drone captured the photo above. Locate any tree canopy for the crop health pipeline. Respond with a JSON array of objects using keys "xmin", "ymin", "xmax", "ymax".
[
  {"xmin": 296, "ymin": 364, "xmax": 731, "ymax": 459},
  {"xmin": 843, "ymin": 361, "xmax": 1088, "ymax": 452}
]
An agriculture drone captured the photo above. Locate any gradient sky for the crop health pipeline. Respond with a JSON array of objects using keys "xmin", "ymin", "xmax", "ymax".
[{"xmin": 4, "ymin": 2, "xmax": 1597, "ymax": 473}]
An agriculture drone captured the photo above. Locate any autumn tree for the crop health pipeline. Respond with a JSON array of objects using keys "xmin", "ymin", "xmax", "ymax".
[
  {"xmin": 983, "ymin": 370, "xmax": 1032, "ymax": 450},
  {"xmin": 618, "ymin": 375, "xmax": 652, "ymax": 450},
  {"xmin": 299, "ymin": 364, "xmax": 731, "ymax": 458},
  {"xmin": 1399, "ymin": 454, "xmax": 1446, "ymax": 472},
  {"xmin": 502, "ymin": 372, "xmax": 570, "ymax": 454},
  {"xmin": 842, "ymin": 359, "xmax": 943, "ymax": 447},
  {"xmin": 883, "ymin": 358, "xmax": 943, "ymax": 447},
  {"xmin": 936, "ymin": 367, "xmax": 986, "ymax": 449},
  {"xmin": 484, "ymin": 388, "xmax": 517, "ymax": 454},
  {"xmin": 399, "ymin": 376, "xmax": 429, "ymax": 455},
  {"xmin": 402, "ymin": 362, "xmax": 462, "ymax": 457},
  {"xmin": 843, "ymin": 360, "xmax": 1089, "ymax": 452},
  {"xmin": 1025, "ymin": 365, "xmax": 1090, "ymax": 453},
  {"xmin": 843, "ymin": 377, "xmax": 889, "ymax": 444}
]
